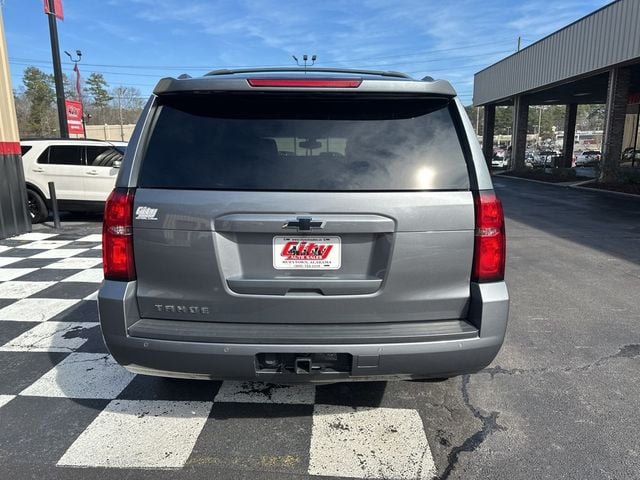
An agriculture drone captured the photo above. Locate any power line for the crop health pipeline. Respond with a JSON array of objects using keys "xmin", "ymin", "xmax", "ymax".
[
  {"xmin": 9, "ymin": 47, "xmax": 514, "ymax": 85},
  {"xmin": 7, "ymin": 35, "xmax": 530, "ymax": 73}
]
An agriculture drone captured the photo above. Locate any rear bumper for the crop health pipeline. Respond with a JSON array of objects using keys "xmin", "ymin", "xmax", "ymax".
[{"xmin": 98, "ymin": 281, "xmax": 509, "ymax": 382}]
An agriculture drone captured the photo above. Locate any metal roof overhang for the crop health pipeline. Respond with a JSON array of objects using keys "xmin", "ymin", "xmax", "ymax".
[{"xmin": 473, "ymin": 0, "xmax": 640, "ymax": 107}]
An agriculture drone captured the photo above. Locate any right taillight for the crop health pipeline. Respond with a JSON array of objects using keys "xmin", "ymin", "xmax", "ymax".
[
  {"xmin": 103, "ymin": 188, "xmax": 136, "ymax": 281},
  {"xmin": 472, "ymin": 191, "xmax": 505, "ymax": 283}
]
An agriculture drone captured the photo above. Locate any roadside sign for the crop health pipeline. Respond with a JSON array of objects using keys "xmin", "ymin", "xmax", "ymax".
[{"xmin": 65, "ymin": 99, "xmax": 84, "ymax": 135}]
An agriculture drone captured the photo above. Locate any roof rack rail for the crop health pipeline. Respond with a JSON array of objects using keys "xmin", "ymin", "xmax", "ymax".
[
  {"xmin": 20, "ymin": 137, "xmax": 125, "ymax": 142},
  {"xmin": 204, "ymin": 67, "xmax": 412, "ymax": 79}
]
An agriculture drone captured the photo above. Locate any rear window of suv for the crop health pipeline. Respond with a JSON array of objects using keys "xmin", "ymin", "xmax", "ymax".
[{"xmin": 139, "ymin": 94, "xmax": 470, "ymax": 191}]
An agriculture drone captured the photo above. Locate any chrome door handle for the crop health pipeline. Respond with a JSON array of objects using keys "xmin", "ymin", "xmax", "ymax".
[
  {"xmin": 32, "ymin": 168, "xmax": 45, "ymax": 173},
  {"xmin": 85, "ymin": 171, "xmax": 99, "ymax": 175}
]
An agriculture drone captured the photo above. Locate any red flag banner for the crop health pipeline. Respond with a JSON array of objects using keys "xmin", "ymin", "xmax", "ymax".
[
  {"xmin": 65, "ymin": 100, "xmax": 84, "ymax": 135},
  {"xmin": 44, "ymin": 0, "xmax": 64, "ymax": 21},
  {"xmin": 73, "ymin": 64, "xmax": 82, "ymax": 99}
]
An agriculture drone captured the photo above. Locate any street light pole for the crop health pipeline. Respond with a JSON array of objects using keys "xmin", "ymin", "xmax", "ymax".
[
  {"xmin": 64, "ymin": 49, "xmax": 86, "ymax": 139},
  {"xmin": 46, "ymin": 0, "xmax": 68, "ymax": 138}
]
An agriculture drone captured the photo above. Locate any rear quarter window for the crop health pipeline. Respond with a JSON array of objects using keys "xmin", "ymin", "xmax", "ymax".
[{"xmin": 139, "ymin": 94, "xmax": 470, "ymax": 191}]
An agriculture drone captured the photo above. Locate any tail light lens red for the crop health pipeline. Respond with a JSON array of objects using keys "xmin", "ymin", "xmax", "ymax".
[
  {"xmin": 472, "ymin": 191, "xmax": 505, "ymax": 283},
  {"xmin": 103, "ymin": 188, "xmax": 136, "ymax": 281}
]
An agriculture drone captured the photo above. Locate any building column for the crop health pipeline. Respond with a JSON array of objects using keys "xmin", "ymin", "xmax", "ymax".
[
  {"xmin": 511, "ymin": 95, "xmax": 529, "ymax": 171},
  {"xmin": 482, "ymin": 104, "xmax": 496, "ymax": 170},
  {"xmin": 562, "ymin": 103, "xmax": 578, "ymax": 168},
  {"xmin": 601, "ymin": 67, "xmax": 631, "ymax": 182}
]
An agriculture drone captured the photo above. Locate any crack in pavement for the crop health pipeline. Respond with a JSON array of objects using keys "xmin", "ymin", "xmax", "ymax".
[
  {"xmin": 436, "ymin": 344, "xmax": 640, "ymax": 478},
  {"xmin": 481, "ymin": 343, "xmax": 640, "ymax": 378},
  {"xmin": 1, "ymin": 324, "xmax": 93, "ymax": 352},
  {"xmin": 437, "ymin": 375, "xmax": 505, "ymax": 480}
]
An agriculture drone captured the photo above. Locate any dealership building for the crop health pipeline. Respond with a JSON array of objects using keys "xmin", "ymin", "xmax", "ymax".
[{"xmin": 474, "ymin": 0, "xmax": 640, "ymax": 180}]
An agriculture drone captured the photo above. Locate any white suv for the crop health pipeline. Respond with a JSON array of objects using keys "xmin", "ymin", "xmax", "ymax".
[{"xmin": 20, "ymin": 138, "xmax": 127, "ymax": 223}]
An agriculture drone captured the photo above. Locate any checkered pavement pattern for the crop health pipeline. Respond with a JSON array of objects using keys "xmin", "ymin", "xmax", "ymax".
[{"xmin": 0, "ymin": 232, "xmax": 436, "ymax": 479}]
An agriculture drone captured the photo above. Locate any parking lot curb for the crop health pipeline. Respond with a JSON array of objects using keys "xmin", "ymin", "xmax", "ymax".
[
  {"xmin": 497, "ymin": 174, "xmax": 640, "ymax": 200},
  {"xmin": 570, "ymin": 183, "xmax": 640, "ymax": 200},
  {"xmin": 494, "ymin": 174, "xmax": 581, "ymax": 188}
]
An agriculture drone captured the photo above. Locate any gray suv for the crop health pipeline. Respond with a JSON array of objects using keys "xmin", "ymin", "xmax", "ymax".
[{"xmin": 98, "ymin": 68, "xmax": 509, "ymax": 382}]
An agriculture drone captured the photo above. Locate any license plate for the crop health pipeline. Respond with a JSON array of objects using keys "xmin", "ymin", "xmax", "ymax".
[{"xmin": 273, "ymin": 236, "xmax": 341, "ymax": 270}]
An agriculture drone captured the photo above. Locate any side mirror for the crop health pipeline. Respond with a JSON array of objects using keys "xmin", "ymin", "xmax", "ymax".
[{"xmin": 113, "ymin": 160, "xmax": 122, "ymax": 169}]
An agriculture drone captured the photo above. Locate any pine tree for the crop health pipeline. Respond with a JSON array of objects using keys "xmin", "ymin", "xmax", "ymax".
[
  {"xmin": 85, "ymin": 73, "xmax": 112, "ymax": 123},
  {"xmin": 22, "ymin": 67, "xmax": 56, "ymax": 136}
]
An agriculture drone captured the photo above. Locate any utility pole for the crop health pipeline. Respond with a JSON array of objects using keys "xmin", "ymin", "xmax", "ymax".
[
  {"xmin": 64, "ymin": 49, "xmax": 86, "ymax": 138},
  {"xmin": 46, "ymin": 0, "xmax": 68, "ymax": 138},
  {"xmin": 517, "ymin": 36, "xmax": 521, "ymax": 51},
  {"xmin": 538, "ymin": 105, "xmax": 543, "ymax": 146},
  {"xmin": 476, "ymin": 107, "xmax": 480, "ymax": 136},
  {"xmin": 117, "ymin": 91, "xmax": 124, "ymax": 141}
]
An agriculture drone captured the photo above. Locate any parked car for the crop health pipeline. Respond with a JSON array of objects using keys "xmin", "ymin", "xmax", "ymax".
[
  {"xmin": 20, "ymin": 138, "xmax": 127, "ymax": 223},
  {"xmin": 575, "ymin": 150, "xmax": 601, "ymax": 167},
  {"xmin": 525, "ymin": 152, "xmax": 535, "ymax": 167},
  {"xmin": 491, "ymin": 149, "xmax": 508, "ymax": 168},
  {"xmin": 98, "ymin": 68, "xmax": 509, "ymax": 382},
  {"xmin": 622, "ymin": 147, "xmax": 640, "ymax": 167},
  {"xmin": 537, "ymin": 150, "xmax": 559, "ymax": 166}
]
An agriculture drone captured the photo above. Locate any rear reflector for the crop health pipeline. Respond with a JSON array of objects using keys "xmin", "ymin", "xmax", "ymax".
[
  {"xmin": 247, "ymin": 78, "xmax": 362, "ymax": 88},
  {"xmin": 472, "ymin": 191, "xmax": 505, "ymax": 283},
  {"xmin": 103, "ymin": 188, "xmax": 136, "ymax": 281}
]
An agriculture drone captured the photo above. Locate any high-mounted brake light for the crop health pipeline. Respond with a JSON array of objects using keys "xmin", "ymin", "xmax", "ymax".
[
  {"xmin": 103, "ymin": 188, "xmax": 136, "ymax": 281},
  {"xmin": 472, "ymin": 191, "xmax": 505, "ymax": 283},
  {"xmin": 247, "ymin": 78, "xmax": 362, "ymax": 88}
]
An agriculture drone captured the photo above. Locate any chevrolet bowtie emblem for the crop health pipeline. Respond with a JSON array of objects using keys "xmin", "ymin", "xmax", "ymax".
[{"xmin": 282, "ymin": 216, "xmax": 324, "ymax": 231}]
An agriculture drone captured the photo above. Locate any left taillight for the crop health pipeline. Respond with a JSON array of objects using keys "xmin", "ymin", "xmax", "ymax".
[
  {"xmin": 472, "ymin": 191, "xmax": 506, "ymax": 283},
  {"xmin": 103, "ymin": 188, "xmax": 136, "ymax": 281}
]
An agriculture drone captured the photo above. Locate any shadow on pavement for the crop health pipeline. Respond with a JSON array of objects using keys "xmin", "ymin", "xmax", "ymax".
[{"xmin": 495, "ymin": 176, "xmax": 640, "ymax": 265}]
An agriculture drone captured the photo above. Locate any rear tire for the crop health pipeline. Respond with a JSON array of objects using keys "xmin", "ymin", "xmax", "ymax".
[{"xmin": 27, "ymin": 189, "xmax": 48, "ymax": 224}]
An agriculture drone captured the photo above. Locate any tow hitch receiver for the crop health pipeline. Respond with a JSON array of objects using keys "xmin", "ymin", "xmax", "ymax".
[
  {"xmin": 256, "ymin": 353, "xmax": 352, "ymax": 375},
  {"xmin": 295, "ymin": 357, "xmax": 312, "ymax": 374}
]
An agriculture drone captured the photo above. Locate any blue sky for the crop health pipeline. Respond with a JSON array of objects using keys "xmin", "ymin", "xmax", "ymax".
[{"xmin": 3, "ymin": 0, "xmax": 610, "ymax": 105}]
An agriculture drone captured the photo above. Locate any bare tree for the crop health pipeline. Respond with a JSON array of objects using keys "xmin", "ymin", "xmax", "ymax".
[{"xmin": 111, "ymin": 86, "xmax": 144, "ymax": 140}]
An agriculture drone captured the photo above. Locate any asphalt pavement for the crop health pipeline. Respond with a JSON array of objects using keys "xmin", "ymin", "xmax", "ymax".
[{"xmin": 0, "ymin": 177, "xmax": 638, "ymax": 480}]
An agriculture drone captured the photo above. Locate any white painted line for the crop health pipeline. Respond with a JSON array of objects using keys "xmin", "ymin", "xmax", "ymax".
[
  {"xmin": 77, "ymin": 234, "xmax": 102, "ymax": 242},
  {"xmin": 0, "ymin": 245, "xmax": 12, "ymax": 254},
  {"xmin": 0, "ymin": 257, "xmax": 22, "ymax": 267},
  {"xmin": 43, "ymin": 257, "xmax": 102, "ymax": 269},
  {"xmin": 309, "ymin": 405, "xmax": 435, "ymax": 479},
  {"xmin": 84, "ymin": 291, "xmax": 99, "ymax": 301},
  {"xmin": 0, "ymin": 281, "xmax": 55, "ymax": 299},
  {"xmin": 91, "ymin": 245, "xmax": 102, "ymax": 250},
  {"xmin": 0, "ymin": 268, "xmax": 37, "ymax": 281},
  {"xmin": 0, "ymin": 298, "xmax": 79, "ymax": 322},
  {"xmin": 0, "ymin": 395, "xmax": 16, "ymax": 409},
  {"xmin": 57, "ymin": 399, "xmax": 212, "ymax": 468},
  {"xmin": 11, "ymin": 232, "xmax": 57, "ymax": 241},
  {"xmin": 20, "ymin": 240, "xmax": 72, "ymax": 250},
  {"xmin": 0, "ymin": 321, "xmax": 96, "ymax": 352},
  {"xmin": 61, "ymin": 268, "xmax": 104, "ymax": 283},
  {"xmin": 20, "ymin": 352, "xmax": 136, "ymax": 399},
  {"xmin": 31, "ymin": 248, "xmax": 88, "ymax": 259},
  {"xmin": 214, "ymin": 381, "xmax": 316, "ymax": 404}
]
